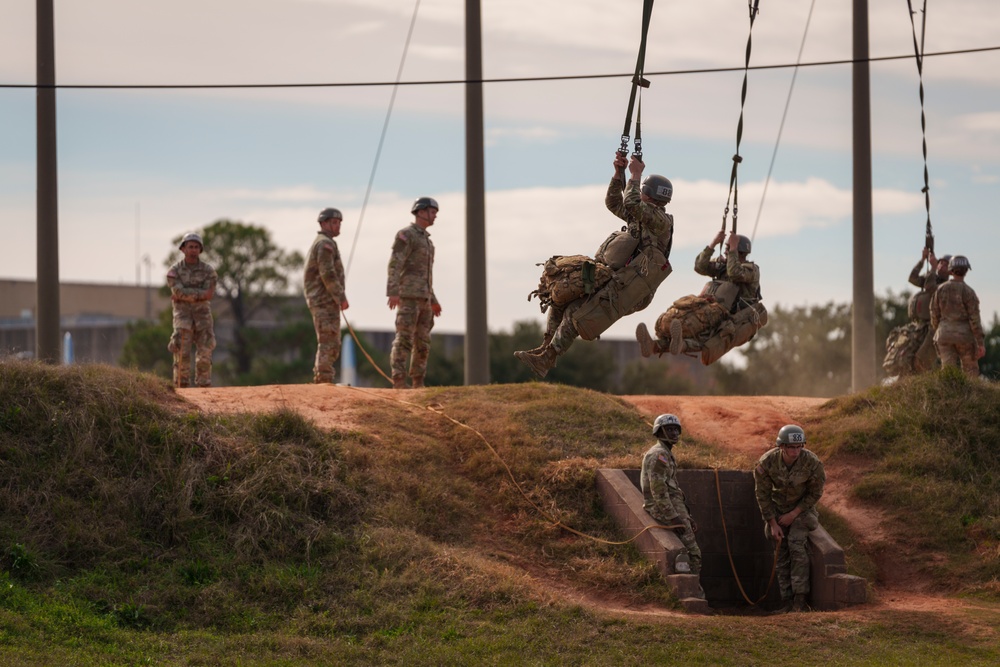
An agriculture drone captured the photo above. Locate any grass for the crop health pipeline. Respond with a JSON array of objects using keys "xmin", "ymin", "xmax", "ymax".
[{"xmin": 0, "ymin": 358, "xmax": 998, "ymax": 665}]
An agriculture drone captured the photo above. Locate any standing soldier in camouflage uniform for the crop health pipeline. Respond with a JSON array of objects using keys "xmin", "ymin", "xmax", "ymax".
[
  {"xmin": 754, "ymin": 425, "xmax": 825, "ymax": 613},
  {"xmin": 387, "ymin": 197, "xmax": 441, "ymax": 389},
  {"xmin": 930, "ymin": 255, "xmax": 985, "ymax": 377},
  {"xmin": 166, "ymin": 232, "xmax": 217, "ymax": 388},
  {"xmin": 515, "ymin": 152, "xmax": 674, "ymax": 377},
  {"xmin": 304, "ymin": 208, "xmax": 350, "ymax": 384},
  {"xmin": 641, "ymin": 414, "xmax": 703, "ymax": 577}
]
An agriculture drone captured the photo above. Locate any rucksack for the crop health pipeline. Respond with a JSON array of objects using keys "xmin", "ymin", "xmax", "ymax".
[
  {"xmin": 594, "ymin": 228, "xmax": 640, "ymax": 270},
  {"xmin": 882, "ymin": 321, "xmax": 928, "ymax": 376},
  {"xmin": 528, "ymin": 255, "xmax": 613, "ymax": 310}
]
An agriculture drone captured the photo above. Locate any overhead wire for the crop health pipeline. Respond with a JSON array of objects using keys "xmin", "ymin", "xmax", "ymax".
[
  {"xmin": 344, "ymin": 0, "xmax": 421, "ymax": 277},
  {"xmin": 3, "ymin": 46, "xmax": 998, "ymax": 90},
  {"xmin": 749, "ymin": 0, "xmax": 817, "ymax": 244}
]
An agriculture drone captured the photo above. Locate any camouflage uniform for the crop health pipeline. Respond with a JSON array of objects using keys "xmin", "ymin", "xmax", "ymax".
[
  {"xmin": 931, "ymin": 279, "xmax": 984, "ymax": 377},
  {"xmin": 166, "ymin": 259, "xmax": 217, "ymax": 388},
  {"xmin": 651, "ymin": 246, "xmax": 760, "ymax": 351},
  {"xmin": 754, "ymin": 447, "xmax": 825, "ymax": 602},
  {"xmin": 907, "ymin": 260, "xmax": 945, "ymax": 372},
  {"xmin": 546, "ymin": 175, "xmax": 673, "ymax": 354},
  {"xmin": 304, "ymin": 230, "xmax": 346, "ymax": 384},
  {"xmin": 387, "ymin": 223, "xmax": 438, "ymax": 382},
  {"xmin": 641, "ymin": 441, "xmax": 701, "ymax": 573}
]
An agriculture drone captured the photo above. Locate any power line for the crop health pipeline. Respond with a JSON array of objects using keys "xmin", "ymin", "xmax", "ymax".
[{"xmin": 1, "ymin": 45, "xmax": 997, "ymax": 91}]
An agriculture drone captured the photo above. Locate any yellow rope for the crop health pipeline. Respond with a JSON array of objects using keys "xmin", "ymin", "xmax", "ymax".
[{"xmin": 714, "ymin": 467, "xmax": 778, "ymax": 606}]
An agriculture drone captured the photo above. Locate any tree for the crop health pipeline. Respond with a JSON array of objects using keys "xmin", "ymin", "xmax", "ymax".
[
  {"xmin": 120, "ymin": 305, "xmax": 173, "ymax": 379},
  {"xmin": 167, "ymin": 220, "xmax": 304, "ymax": 382}
]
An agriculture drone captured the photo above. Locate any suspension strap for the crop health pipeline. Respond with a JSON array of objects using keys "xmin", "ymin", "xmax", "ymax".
[
  {"xmin": 719, "ymin": 0, "xmax": 761, "ymax": 248},
  {"xmin": 907, "ymin": 0, "xmax": 934, "ymax": 255},
  {"xmin": 618, "ymin": 0, "xmax": 655, "ymax": 160}
]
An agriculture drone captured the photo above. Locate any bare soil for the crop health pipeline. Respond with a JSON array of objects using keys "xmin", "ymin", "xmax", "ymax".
[{"xmin": 178, "ymin": 386, "xmax": 974, "ymax": 619}]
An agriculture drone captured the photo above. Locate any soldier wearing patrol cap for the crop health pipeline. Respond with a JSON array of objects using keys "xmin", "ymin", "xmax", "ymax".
[
  {"xmin": 386, "ymin": 197, "xmax": 442, "ymax": 389},
  {"xmin": 166, "ymin": 232, "xmax": 218, "ymax": 387},
  {"xmin": 304, "ymin": 208, "xmax": 350, "ymax": 384},
  {"xmin": 754, "ymin": 425, "xmax": 826, "ymax": 613}
]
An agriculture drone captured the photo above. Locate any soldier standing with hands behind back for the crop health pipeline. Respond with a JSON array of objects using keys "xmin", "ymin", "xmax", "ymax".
[
  {"xmin": 387, "ymin": 197, "xmax": 441, "ymax": 389},
  {"xmin": 304, "ymin": 207, "xmax": 349, "ymax": 384},
  {"xmin": 931, "ymin": 255, "xmax": 985, "ymax": 377},
  {"xmin": 167, "ymin": 232, "xmax": 217, "ymax": 388}
]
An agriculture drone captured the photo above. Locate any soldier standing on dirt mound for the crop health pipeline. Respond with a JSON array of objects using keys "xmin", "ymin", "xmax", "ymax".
[
  {"xmin": 930, "ymin": 255, "xmax": 985, "ymax": 378},
  {"xmin": 908, "ymin": 248, "xmax": 951, "ymax": 372},
  {"xmin": 641, "ymin": 414, "xmax": 703, "ymax": 578},
  {"xmin": 304, "ymin": 208, "xmax": 349, "ymax": 384},
  {"xmin": 515, "ymin": 152, "xmax": 674, "ymax": 377},
  {"xmin": 754, "ymin": 425, "xmax": 825, "ymax": 613},
  {"xmin": 166, "ymin": 232, "xmax": 218, "ymax": 388},
  {"xmin": 387, "ymin": 197, "xmax": 442, "ymax": 389}
]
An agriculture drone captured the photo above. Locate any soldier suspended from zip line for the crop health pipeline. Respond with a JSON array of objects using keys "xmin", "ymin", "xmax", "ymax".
[
  {"xmin": 515, "ymin": 152, "xmax": 675, "ymax": 379},
  {"xmin": 635, "ymin": 229, "xmax": 766, "ymax": 366}
]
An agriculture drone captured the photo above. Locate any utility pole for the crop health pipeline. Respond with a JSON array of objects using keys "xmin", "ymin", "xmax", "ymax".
[
  {"xmin": 464, "ymin": 0, "xmax": 489, "ymax": 384},
  {"xmin": 36, "ymin": 0, "xmax": 61, "ymax": 364}
]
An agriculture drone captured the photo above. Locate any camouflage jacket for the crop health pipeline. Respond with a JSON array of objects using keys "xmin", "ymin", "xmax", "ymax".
[
  {"xmin": 386, "ymin": 223, "xmax": 438, "ymax": 305},
  {"xmin": 303, "ymin": 231, "xmax": 345, "ymax": 308},
  {"xmin": 931, "ymin": 279, "xmax": 984, "ymax": 344},
  {"xmin": 640, "ymin": 441, "xmax": 690, "ymax": 523},
  {"xmin": 908, "ymin": 260, "xmax": 943, "ymax": 293},
  {"xmin": 167, "ymin": 259, "xmax": 217, "ymax": 315},
  {"xmin": 753, "ymin": 447, "xmax": 825, "ymax": 522},
  {"xmin": 605, "ymin": 176, "xmax": 674, "ymax": 262},
  {"xmin": 694, "ymin": 246, "xmax": 761, "ymax": 307}
]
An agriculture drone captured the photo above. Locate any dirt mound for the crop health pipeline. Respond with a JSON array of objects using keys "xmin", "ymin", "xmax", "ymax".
[{"xmin": 177, "ymin": 385, "xmax": 960, "ymax": 617}]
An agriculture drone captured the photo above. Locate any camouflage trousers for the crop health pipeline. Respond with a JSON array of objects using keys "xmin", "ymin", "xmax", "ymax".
[
  {"xmin": 913, "ymin": 323, "xmax": 937, "ymax": 372},
  {"xmin": 391, "ymin": 297, "xmax": 435, "ymax": 380},
  {"xmin": 310, "ymin": 302, "xmax": 342, "ymax": 384},
  {"xmin": 765, "ymin": 510, "xmax": 819, "ymax": 599},
  {"xmin": 168, "ymin": 325, "xmax": 216, "ymax": 388},
  {"xmin": 545, "ymin": 300, "xmax": 582, "ymax": 355},
  {"xmin": 935, "ymin": 337, "xmax": 980, "ymax": 377},
  {"xmin": 652, "ymin": 511, "xmax": 702, "ymax": 574}
]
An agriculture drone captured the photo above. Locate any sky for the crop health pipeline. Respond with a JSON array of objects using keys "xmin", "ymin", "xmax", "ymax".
[{"xmin": 2, "ymin": 0, "xmax": 999, "ymax": 344}]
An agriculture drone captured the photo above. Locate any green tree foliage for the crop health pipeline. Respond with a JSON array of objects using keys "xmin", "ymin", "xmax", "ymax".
[
  {"xmin": 711, "ymin": 292, "xmax": 914, "ymax": 397},
  {"xmin": 167, "ymin": 220, "xmax": 305, "ymax": 381},
  {"xmin": 119, "ymin": 306, "xmax": 173, "ymax": 379},
  {"xmin": 980, "ymin": 314, "xmax": 1000, "ymax": 381}
]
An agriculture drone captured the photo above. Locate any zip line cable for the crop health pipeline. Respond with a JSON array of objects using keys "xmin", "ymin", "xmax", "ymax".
[
  {"xmin": 907, "ymin": 0, "xmax": 935, "ymax": 258},
  {"xmin": 3, "ymin": 45, "xmax": 997, "ymax": 90},
  {"xmin": 749, "ymin": 0, "xmax": 817, "ymax": 244},
  {"xmin": 717, "ymin": 0, "xmax": 761, "ymax": 244},
  {"xmin": 344, "ymin": 0, "xmax": 421, "ymax": 278}
]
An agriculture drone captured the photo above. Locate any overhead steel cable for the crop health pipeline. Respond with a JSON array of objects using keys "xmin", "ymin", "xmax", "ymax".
[
  {"xmin": 344, "ymin": 0, "xmax": 422, "ymax": 278},
  {"xmin": 749, "ymin": 0, "xmax": 817, "ymax": 244},
  {"xmin": 3, "ymin": 45, "xmax": 998, "ymax": 90}
]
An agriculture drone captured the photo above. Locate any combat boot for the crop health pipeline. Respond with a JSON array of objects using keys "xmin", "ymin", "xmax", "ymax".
[
  {"xmin": 771, "ymin": 598, "xmax": 794, "ymax": 615},
  {"xmin": 635, "ymin": 322, "xmax": 661, "ymax": 357},
  {"xmin": 669, "ymin": 319, "xmax": 684, "ymax": 355},
  {"xmin": 411, "ymin": 375, "xmax": 425, "ymax": 389},
  {"xmin": 392, "ymin": 375, "xmax": 407, "ymax": 390},
  {"xmin": 791, "ymin": 594, "xmax": 809, "ymax": 612},
  {"xmin": 526, "ymin": 333, "xmax": 553, "ymax": 355},
  {"xmin": 514, "ymin": 346, "xmax": 558, "ymax": 379}
]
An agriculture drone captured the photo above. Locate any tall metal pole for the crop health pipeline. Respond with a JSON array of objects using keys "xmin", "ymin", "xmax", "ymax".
[
  {"xmin": 36, "ymin": 0, "xmax": 61, "ymax": 364},
  {"xmin": 464, "ymin": 0, "xmax": 489, "ymax": 384},
  {"xmin": 852, "ymin": 0, "xmax": 876, "ymax": 391}
]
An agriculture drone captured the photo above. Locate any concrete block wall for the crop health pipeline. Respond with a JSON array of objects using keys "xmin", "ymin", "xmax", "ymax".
[{"xmin": 596, "ymin": 468, "xmax": 866, "ymax": 612}]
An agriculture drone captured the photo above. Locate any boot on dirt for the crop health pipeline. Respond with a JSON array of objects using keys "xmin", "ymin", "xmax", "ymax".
[
  {"xmin": 411, "ymin": 375, "xmax": 425, "ymax": 389},
  {"xmin": 635, "ymin": 323, "xmax": 661, "ymax": 358},
  {"xmin": 771, "ymin": 598, "xmax": 794, "ymax": 615},
  {"xmin": 669, "ymin": 318, "xmax": 684, "ymax": 355},
  {"xmin": 392, "ymin": 375, "xmax": 407, "ymax": 390},
  {"xmin": 514, "ymin": 346, "xmax": 558, "ymax": 379},
  {"xmin": 791, "ymin": 594, "xmax": 809, "ymax": 612}
]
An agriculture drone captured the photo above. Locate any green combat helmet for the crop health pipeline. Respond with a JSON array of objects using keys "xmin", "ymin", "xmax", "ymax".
[
  {"xmin": 411, "ymin": 197, "xmax": 440, "ymax": 214},
  {"xmin": 179, "ymin": 232, "xmax": 203, "ymax": 250},
  {"xmin": 652, "ymin": 413, "xmax": 682, "ymax": 445},
  {"xmin": 776, "ymin": 424, "xmax": 806, "ymax": 447},
  {"xmin": 641, "ymin": 175, "xmax": 673, "ymax": 204},
  {"xmin": 318, "ymin": 207, "xmax": 343, "ymax": 222}
]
